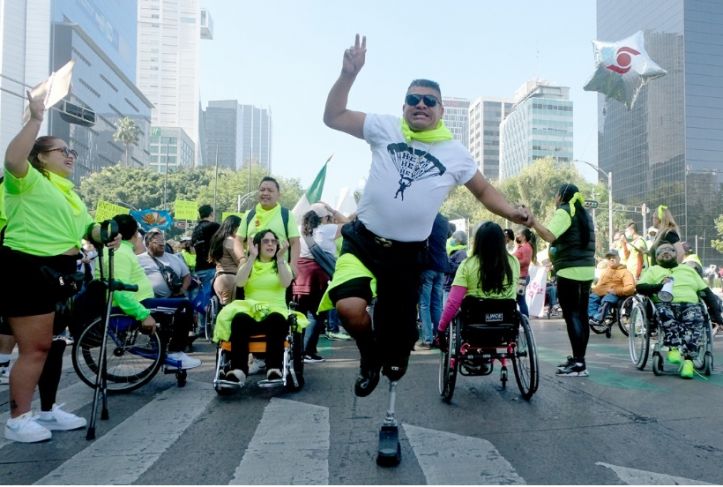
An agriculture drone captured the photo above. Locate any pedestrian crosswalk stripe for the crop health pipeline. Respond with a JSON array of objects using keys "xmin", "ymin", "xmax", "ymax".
[
  {"xmin": 0, "ymin": 382, "xmax": 92, "ymax": 450},
  {"xmin": 402, "ymin": 423, "xmax": 526, "ymax": 485},
  {"xmin": 230, "ymin": 398, "xmax": 329, "ymax": 485},
  {"xmin": 34, "ymin": 380, "xmax": 214, "ymax": 485},
  {"xmin": 596, "ymin": 461, "xmax": 711, "ymax": 485}
]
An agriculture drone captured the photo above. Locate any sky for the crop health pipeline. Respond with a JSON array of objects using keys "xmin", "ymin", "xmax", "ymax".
[{"xmin": 199, "ymin": 0, "xmax": 600, "ymax": 204}]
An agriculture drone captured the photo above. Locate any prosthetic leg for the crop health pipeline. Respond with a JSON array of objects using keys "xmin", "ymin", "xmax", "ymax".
[{"xmin": 376, "ymin": 379, "xmax": 401, "ymax": 467}]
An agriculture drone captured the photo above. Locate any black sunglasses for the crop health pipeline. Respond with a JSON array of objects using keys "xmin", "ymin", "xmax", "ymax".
[
  {"xmin": 405, "ymin": 93, "xmax": 439, "ymax": 108},
  {"xmin": 44, "ymin": 147, "xmax": 78, "ymax": 158}
]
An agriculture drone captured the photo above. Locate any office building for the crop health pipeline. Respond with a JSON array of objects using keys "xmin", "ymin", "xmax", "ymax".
[
  {"xmin": 442, "ymin": 97, "xmax": 469, "ymax": 148},
  {"xmin": 202, "ymin": 100, "xmax": 272, "ymax": 171},
  {"xmin": 468, "ymin": 98, "xmax": 514, "ymax": 181},
  {"xmin": 597, "ymin": 0, "xmax": 723, "ymax": 264},
  {"xmin": 149, "ymin": 126, "xmax": 194, "ymax": 173}
]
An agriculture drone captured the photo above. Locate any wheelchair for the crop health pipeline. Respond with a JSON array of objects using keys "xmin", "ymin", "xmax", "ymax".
[
  {"xmin": 439, "ymin": 297, "xmax": 539, "ymax": 402},
  {"xmin": 589, "ymin": 296, "xmax": 633, "ymax": 338},
  {"xmin": 627, "ymin": 295, "xmax": 714, "ymax": 376},
  {"xmin": 212, "ymin": 310, "xmax": 305, "ymax": 395},
  {"xmin": 73, "ymin": 306, "xmax": 190, "ymax": 393}
]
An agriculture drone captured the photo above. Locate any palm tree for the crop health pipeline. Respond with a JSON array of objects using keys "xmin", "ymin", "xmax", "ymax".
[{"xmin": 113, "ymin": 117, "xmax": 140, "ymax": 167}]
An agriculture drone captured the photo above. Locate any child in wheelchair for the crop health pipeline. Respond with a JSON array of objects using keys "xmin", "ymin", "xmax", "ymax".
[
  {"xmin": 588, "ymin": 249, "xmax": 635, "ymax": 326},
  {"xmin": 636, "ymin": 243, "xmax": 723, "ymax": 378},
  {"xmin": 435, "ymin": 221, "xmax": 520, "ymax": 354}
]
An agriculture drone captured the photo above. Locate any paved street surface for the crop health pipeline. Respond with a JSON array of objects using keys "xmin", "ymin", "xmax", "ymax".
[{"xmin": 1, "ymin": 318, "xmax": 722, "ymax": 485}]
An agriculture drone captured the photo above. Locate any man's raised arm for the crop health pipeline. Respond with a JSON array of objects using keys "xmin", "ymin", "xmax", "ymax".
[
  {"xmin": 465, "ymin": 171, "xmax": 532, "ymax": 226},
  {"xmin": 323, "ymin": 34, "xmax": 367, "ymax": 139}
]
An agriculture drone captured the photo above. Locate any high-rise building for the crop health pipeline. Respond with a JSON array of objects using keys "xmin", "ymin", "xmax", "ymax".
[
  {"xmin": 202, "ymin": 100, "xmax": 272, "ymax": 172},
  {"xmin": 468, "ymin": 98, "xmax": 514, "ymax": 181},
  {"xmin": 149, "ymin": 126, "xmax": 194, "ymax": 173},
  {"xmin": 597, "ymin": 0, "xmax": 723, "ymax": 264},
  {"xmin": 442, "ymin": 97, "xmax": 469, "ymax": 148},
  {"xmin": 1, "ymin": 0, "xmax": 152, "ymax": 183},
  {"xmin": 499, "ymin": 80, "xmax": 573, "ymax": 180},
  {"xmin": 137, "ymin": 0, "xmax": 212, "ymax": 166}
]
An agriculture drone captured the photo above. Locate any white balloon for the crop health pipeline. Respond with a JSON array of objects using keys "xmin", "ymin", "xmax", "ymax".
[{"xmin": 583, "ymin": 31, "xmax": 666, "ymax": 110}]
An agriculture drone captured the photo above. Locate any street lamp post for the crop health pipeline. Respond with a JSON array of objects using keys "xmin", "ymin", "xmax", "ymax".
[{"xmin": 576, "ymin": 160, "xmax": 613, "ymax": 249}]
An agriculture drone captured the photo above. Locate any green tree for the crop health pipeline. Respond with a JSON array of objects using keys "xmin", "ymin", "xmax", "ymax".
[
  {"xmin": 712, "ymin": 215, "xmax": 723, "ymax": 254},
  {"xmin": 113, "ymin": 117, "xmax": 141, "ymax": 167}
]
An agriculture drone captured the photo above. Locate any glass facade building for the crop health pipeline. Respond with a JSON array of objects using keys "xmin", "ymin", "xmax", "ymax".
[
  {"xmin": 442, "ymin": 97, "xmax": 470, "ymax": 149},
  {"xmin": 50, "ymin": 0, "xmax": 152, "ymax": 184},
  {"xmin": 468, "ymin": 98, "xmax": 514, "ymax": 181},
  {"xmin": 597, "ymin": 0, "xmax": 723, "ymax": 264},
  {"xmin": 149, "ymin": 126, "xmax": 194, "ymax": 173},
  {"xmin": 499, "ymin": 81, "xmax": 573, "ymax": 180}
]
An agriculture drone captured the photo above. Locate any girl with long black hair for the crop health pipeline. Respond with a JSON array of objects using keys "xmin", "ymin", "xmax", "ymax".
[{"xmin": 532, "ymin": 183, "xmax": 595, "ymax": 376}]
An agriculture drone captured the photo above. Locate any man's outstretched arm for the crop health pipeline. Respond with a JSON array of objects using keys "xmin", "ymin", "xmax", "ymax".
[
  {"xmin": 323, "ymin": 34, "xmax": 367, "ymax": 139},
  {"xmin": 465, "ymin": 171, "xmax": 532, "ymax": 226}
]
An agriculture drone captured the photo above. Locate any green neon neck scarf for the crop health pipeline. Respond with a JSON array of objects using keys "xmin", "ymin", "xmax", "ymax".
[
  {"xmin": 401, "ymin": 119, "xmax": 453, "ymax": 143},
  {"xmin": 47, "ymin": 171, "xmax": 83, "ymax": 215}
]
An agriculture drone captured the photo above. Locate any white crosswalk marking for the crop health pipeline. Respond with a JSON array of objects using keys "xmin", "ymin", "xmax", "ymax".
[
  {"xmin": 0, "ymin": 382, "xmax": 92, "ymax": 450},
  {"xmin": 596, "ymin": 461, "xmax": 711, "ymax": 485},
  {"xmin": 230, "ymin": 398, "xmax": 330, "ymax": 485},
  {"xmin": 403, "ymin": 423, "xmax": 526, "ymax": 485},
  {"xmin": 34, "ymin": 379, "xmax": 214, "ymax": 485}
]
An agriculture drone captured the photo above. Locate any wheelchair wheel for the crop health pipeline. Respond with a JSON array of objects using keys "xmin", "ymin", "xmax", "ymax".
[
  {"xmin": 652, "ymin": 352, "xmax": 664, "ymax": 376},
  {"xmin": 589, "ymin": 316, "xmax": 608, "ymax": 335},
  {"xmin": 72, "ymin": 314, "xmax": 163, "ymax": 393},
  {"xmin": 204, "ymin": 295, "xmax": 220, "ymax": 341},
  {"xmin": 628, "ymin": 298, "xmax": 650, "ymax": 370},
  {"xmin": 512, "ymin": 315, "xmax": 539, "ymax": 400},
  {"xmin": 213, "ymin": 347, "xmax": 235, "ymax": 396},
  {"xmin": 438, "ymin": 318, "xmax": 460, "ymax": 403},
  {"xmin": 285, "ymin": 328, "xmax": 305, "ymax": 392},
  {"xmin": 693, "ymin": 322, "xmax": 713, "ymax": 376},
  {"xmin": 617, "ymin": 297, "xmax": 633, "ymax": 337}
]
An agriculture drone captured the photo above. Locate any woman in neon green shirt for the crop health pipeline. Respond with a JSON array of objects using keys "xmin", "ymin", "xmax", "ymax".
[
  {"xmin": 1, "ymin": 92, "xmax": 119, "ymax": 443},
  {"xmin": 214, "ymin": 229, "xmax": 293, "ymax": 387}
]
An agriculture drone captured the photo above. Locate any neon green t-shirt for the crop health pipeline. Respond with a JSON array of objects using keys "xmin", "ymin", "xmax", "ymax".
[
  {"xmin": 236, "ymin": 203, "xmax": 299, "ymax": 261},
  {"xmin": 452, "ymin": 253, "xmax": 520, "ymax": 300},
  {"xmin": 180, "ymin": 250, "xmax": 196, "ymax": 270},
  {"xmin": 244, "ymin": 259, "xmax": 290, "ymax": 311},
  {"xmin": 638, "ymin": 264, "xmax": 708, "ymax": 304},
  {"xmin": 0, "ymin": 183, "xmax": 6, "ymax": 231},
  {"xmin": 3, "ymin": 165, "xmax": 93, "ymax": 256},
  {"xmin": 96, "ymin": 240, "xmax": 155, "ymax": 320},
  {"xmin": 547, "ymin": 208, "xmax": 595, "ymax": 282}
]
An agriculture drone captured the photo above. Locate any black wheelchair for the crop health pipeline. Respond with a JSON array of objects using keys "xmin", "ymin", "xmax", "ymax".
[
  {"xmin": 589, "ymin": 296, "xmax": 633, "ymax": 338},
  {"xmin": 439, "ymin": 297, "xmax": 539, "ymax": 402},
  {"xmin": 627, "ymin": 295, "xmax": 714, "ymax": 376},
  {"xmin": 212, "ymin": 309, "xmax": 305, "ymax": 395}
]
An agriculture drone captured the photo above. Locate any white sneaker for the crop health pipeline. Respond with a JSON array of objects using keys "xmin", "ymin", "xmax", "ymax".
[
  {"xmin": 5, "ymin": 412, "xmax": 52, "ymax": 443},
  {"xmin": 0, "ymin": 364, "xmax": 9, "ymax": 385},
  {"xmin": 248, "ymin": 358, "xmax": 266, "ymax": 375},
  {"xmin": 34, "ymin": 403, "xmax": 87, "ymax": 431},
  {"xmin": 166, "ymin": 351, "xmax": 202, "ymax": 370},
  {"xmin": 225, "ymin": 369, "xmax": 246, "ymax": 386}
]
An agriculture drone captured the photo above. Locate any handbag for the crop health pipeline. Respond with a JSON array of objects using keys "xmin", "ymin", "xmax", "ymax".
[
  {"xmin": 151, "ymin": 255, "xmax": 184, "ymax": 294},
  {"xmin": 39, "ymin": 266, "xmax": 85, "ymax": 300},
  {"xmin": 303, "ymin": 235, "xmax": 336, "ymax": 277}
]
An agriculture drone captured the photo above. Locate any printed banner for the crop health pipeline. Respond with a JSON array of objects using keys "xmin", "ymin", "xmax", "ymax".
[
  {"xmin": 95, "ymin": 200, "xmax": 129, "ymax": 222},
  {"xmin": 525, "ymin": 264, "xmax": 548, "ymax": 318},
  {"xmin": 131, "ymin": 209, "xmax": 173, "ymax": 231},
  {"xmin": 173, "ymin": 200, "xmax": 198, "ymax": 220}
]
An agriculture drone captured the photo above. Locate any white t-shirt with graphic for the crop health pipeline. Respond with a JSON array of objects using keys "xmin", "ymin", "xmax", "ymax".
[{"xmin": 357, "ymin": 114, "xmax": 478, "ymax": 242}]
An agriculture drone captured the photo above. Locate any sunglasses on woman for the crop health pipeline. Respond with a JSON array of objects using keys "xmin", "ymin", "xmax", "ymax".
[
  {"xmin": 261, "ymin": 238, "xmax": 278, "ymax": 245},
  {"xmin": 44, "ymin": 147, "xmax": 78, "ymax": 158},
  {"xmin": 405, "ymin": 93, "xmax": 439, "ymax": 108}
]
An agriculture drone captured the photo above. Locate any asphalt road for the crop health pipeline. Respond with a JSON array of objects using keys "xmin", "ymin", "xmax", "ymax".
[{"xmin": 1, "ymin": 317, "xmax": 722, "ymax": 485}]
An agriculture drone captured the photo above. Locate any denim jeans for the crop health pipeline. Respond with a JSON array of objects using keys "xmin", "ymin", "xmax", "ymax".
[
  {"xmin": 418, "ymin": 270, "xmax": 445, "ymax": 343},
  {"xmin": 303, "ymin": 312, "xmax": 323, "ymax": 355},
  {"xmin": 587, "ymin": 293, "xmax": 619, "ymax": 321}
]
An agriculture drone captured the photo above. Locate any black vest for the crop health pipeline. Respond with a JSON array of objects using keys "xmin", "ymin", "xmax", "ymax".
[{"xmin": 550, "ymin": 203, "xmax": 595, "ymax": 271}]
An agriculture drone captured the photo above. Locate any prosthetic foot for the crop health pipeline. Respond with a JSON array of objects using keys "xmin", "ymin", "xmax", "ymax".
[{"xmin": 376, "ymin": 380, "xmax": 401, "ymax": 467}]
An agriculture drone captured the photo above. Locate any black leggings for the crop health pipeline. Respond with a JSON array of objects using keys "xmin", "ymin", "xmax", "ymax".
[
  {"xmin": 229, "ymin": 313, "xmax": 288, "ymax": 374},
  {"xmin": 557, "ymin": 276, "xmax": 592, "ymax": 362}
]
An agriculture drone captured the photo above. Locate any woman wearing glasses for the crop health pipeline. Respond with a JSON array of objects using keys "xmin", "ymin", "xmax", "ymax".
[
  {"xmin": 1, "ymin": 92, "xmax": 120, "ymax": 443},
  {"xmin": 213, "ymin": 229, "xmax": 297, "ymax": 386}
]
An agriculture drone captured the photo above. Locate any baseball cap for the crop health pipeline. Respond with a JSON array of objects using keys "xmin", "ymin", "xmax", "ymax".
[{"xmin": 309, "ymin": 203, "xmax": 331, "ymax": 219}]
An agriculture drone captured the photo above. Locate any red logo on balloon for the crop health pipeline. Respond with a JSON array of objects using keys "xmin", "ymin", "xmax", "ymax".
[{"xmin": 606, "ymin": 46, "xmax": 640, "ymax": 74}]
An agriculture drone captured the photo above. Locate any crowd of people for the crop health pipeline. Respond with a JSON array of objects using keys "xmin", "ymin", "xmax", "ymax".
[{"xmin": 1, "ymin": 35, "xmax": 722, "ymax": 452}]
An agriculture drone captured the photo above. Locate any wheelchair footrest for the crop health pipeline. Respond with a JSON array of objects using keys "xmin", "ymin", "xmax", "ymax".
[
  {"xmin": 214, "ymin": 379, "xmax": 243, "ymax": 389},
  {"xmin": 257, "ymin": 378, "xmax": 284, "ymax": 388}
]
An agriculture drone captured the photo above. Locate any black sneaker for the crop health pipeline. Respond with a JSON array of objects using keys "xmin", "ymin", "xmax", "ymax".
[
  {"xmin": 557, "ymin": 356, "xmax": 575, "ymax": 370},
  {"xmin": 304, "ymin": 353, "xmax": 325, "ymax": 363},
  {"xmin": 556, "ymin": 362, "xmax": 588, "ymax": 377},
  {"xmin": 354, "ymin": 361, "xmax": 381, "ymax": 397}
]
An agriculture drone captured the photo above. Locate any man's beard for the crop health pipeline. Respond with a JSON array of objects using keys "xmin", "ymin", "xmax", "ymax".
[{"xmin": 658, "ymin": 258, "xmax": 677, "ymax": 269}]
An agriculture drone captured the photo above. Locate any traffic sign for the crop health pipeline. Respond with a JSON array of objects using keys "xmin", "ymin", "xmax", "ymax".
[{"xmin": 584, "ymin": 200, "xmax": 599, "ymax": 209}]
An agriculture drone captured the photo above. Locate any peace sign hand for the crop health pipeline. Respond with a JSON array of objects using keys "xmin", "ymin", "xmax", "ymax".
[{"xmin": 342, "ymin": 34, "xmax": 366, "ymax": 77}]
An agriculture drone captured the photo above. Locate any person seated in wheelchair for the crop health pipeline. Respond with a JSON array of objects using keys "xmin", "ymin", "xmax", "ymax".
[
  {"xmin": 213, "ymin": 229, "xmax": 305, "ymax": 387},
  {"xmin": 90, "ymin": 215, "xmax": 201, "ymax": 369},
  {"xmin": 434, "ymin": 221, "xmax": 520, "ymax": 354},
  {"xmin": 588, "ymin": 249, "xmax": 635, "ymax": 326},
  {"xmin": 636, "ymin": 243, "xmax": 723, "ymax": 378}
]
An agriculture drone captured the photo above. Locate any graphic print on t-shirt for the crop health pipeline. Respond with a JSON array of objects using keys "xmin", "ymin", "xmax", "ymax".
[{"xmin": 387, "ymin": 143, "xmax": 446, "ymax": 200}]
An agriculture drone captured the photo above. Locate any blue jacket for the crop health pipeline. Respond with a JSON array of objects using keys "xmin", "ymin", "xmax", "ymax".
[{"xmin": 423, "ymin": 213, "xmax": 451, "ymax": 273}]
